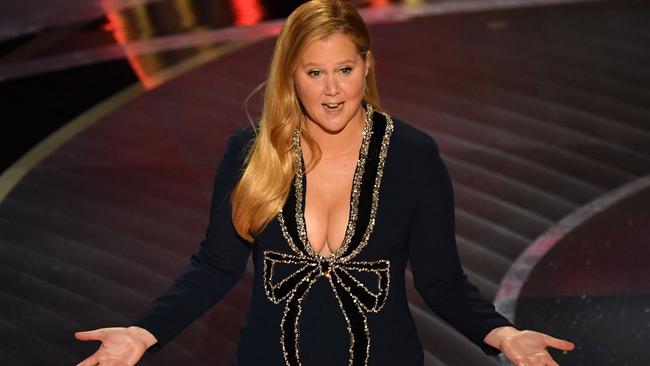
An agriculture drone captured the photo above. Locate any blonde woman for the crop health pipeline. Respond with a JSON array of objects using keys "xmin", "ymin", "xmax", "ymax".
[{"xmin": 75, "ymin": 1, "xmax": 574, "ymax": 365}]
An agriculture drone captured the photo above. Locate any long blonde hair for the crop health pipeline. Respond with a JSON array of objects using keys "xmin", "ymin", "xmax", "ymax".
[{"xmin": 231, "ymin": 0, "xmax": 382, "ymax": 242}]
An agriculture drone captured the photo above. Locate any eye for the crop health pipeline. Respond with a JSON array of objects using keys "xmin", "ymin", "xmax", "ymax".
[
  {"xmin": 340, "ymin": 67, "xmax": 352, "ymax": 75},
  {"xmin": 308, "ymin": 70, "xmax": 321, "ymax": 77}
]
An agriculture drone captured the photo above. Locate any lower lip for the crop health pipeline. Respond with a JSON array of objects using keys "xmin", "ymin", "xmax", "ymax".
[{"xmin": 323, "ymin": 102, "xmax": 344, "ymax": 113}]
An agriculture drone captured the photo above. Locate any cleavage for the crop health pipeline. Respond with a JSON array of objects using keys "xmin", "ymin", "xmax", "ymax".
[{"xmin": 302, "ymin": 153, "xmax": 359, "ymax": 258}]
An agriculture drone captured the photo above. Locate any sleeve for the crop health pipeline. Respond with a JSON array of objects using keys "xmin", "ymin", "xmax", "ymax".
[
  {"xmin": 130, "ymin": 127, "xmax": 253, "ymax": 352},
  {"xmin": 408, "ymin": 135, "xmax": 514, "ymax": 356}
]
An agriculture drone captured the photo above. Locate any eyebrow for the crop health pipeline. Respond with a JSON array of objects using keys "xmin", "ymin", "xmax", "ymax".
[{"xmin": 302, "ymin": 59, "xmax": 357, "ymax": 68}]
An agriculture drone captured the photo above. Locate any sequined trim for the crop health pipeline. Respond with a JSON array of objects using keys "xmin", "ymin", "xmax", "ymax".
[
  {"xmin": 339, "ymin": 106, "xmax": 394, "ymax": 262},
  {"xmin": 263, "ymin": 103, "xmax": 395, "ymax": 366},
  {"xmin": 292, "ymin": 104, "xmax": 374, "ymax": 260}
]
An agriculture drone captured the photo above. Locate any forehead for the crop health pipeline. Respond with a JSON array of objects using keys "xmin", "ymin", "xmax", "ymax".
[{"xmin": 299, "ymin": 32, "xmax": 360, "ymax": 64}]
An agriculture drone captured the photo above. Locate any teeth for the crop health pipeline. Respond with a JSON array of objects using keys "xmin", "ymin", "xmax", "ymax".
[{"xmin": 324, "ymin": 102, "xmax": 343, "ymax": 109}]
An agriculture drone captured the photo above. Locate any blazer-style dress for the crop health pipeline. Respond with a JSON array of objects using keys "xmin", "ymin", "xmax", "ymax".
[{"xmin": 132, "ymin": 103, "xmax": 514, "ymax": 365}]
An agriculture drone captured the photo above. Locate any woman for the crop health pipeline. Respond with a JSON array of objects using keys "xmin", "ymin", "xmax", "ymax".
[{"xmin": 75, "ymin": 1, "xmax": 575, "ymax": 365}]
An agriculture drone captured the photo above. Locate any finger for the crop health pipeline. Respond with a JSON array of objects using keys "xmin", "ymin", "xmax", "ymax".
[
  {"xmin": 75, "ymin": 354, "xmax": 98, "ymax": 366},
  {"xmin": 511, "ymin": 355, "xmax": 527, "ymax": 366},
  {"xmin": 544, "ymin": 356, "xmax": 559, "ymax": 366},
  {"xmin": 545, "ymin": 335, "xmax": 575, "ymax": 351},
  {"xmin": 102, "ymin": 360, "xmax": 130, "ymax": 366},
  {"xmin": 533, "ymin": 351, "xmax": 557, "ymax": 366},
  {"xmin": 75, "ymin": 329, "xmax": 104, "ymax": 341}
]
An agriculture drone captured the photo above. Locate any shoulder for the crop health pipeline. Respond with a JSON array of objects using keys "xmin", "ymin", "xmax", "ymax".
[
  {"xmin": 230, "ymin": 124, "xmax": 258, "ymax": 146},
  {"xmin": 219, "ymin": 124, "xmax": 257, "ymax": 170},
  {"xmin": 385, "ymin": 114, "xmax": 440, "ymax": 162},
  {"xmin": 384, "ymin": 115, "xmax": 451, "ymax": 197},
  {"xmin": 230, "ymin": 123, "xmax": 258, "ymax": 149}
]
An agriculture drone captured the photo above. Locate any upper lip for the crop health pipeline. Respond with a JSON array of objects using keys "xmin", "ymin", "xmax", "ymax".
[{"xmin": 323, "ymin": 101, "xmax": 344, "ymax": 105}]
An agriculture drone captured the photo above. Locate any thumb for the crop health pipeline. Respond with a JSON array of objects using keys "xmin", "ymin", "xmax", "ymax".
[
  {"xmin": 75, "ymin": 329, "xmax": 104, "ymax": 341},
  {"xmin": 545, "ymin": 335, "xmax": 575, "ymax": 351}
]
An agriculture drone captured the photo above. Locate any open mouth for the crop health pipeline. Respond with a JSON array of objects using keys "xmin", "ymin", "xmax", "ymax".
[{"xmin": 322, "ymin": 102, "xmax": 344, "ymax": 110}]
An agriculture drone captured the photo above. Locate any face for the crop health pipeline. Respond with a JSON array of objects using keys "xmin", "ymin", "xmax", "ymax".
[{"xmin": 294, "ymin": 31, "xmax": 370, "ymax": 134}]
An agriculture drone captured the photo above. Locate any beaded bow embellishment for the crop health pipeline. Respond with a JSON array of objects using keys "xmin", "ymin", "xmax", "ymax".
[{"xmin": 263, "ymin": 104, "xmax": 395, "ymax": 366}]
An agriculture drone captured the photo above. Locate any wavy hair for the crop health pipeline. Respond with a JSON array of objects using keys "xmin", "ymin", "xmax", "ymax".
[{"xmin": 231, "ymin": 0, "xmax": 382, "ymax": 242}]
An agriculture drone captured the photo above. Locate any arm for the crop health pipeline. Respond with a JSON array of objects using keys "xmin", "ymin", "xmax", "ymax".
[
  {"xmin": 407, "ymin": 136, "xmax": 575, "ymax": 365},
  {"xmin": 75, "ymin": 127, "xmax": 254, "ymax": 365},
  {"xmin": 407, "ymin": 136, "xmax": 513, "ymax": 355},
  {"xmin": 130, "ymin": 127, "xmax": 253, "ymax": 351}
]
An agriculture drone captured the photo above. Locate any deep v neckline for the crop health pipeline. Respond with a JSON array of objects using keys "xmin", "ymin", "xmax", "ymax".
[
  {"xmin": 295, "ymin": 104, "xmax": 373, "ymax": 260},
  {"xmin": 264, "ymin": 104, "xmax": 394, "ymax": 366}
]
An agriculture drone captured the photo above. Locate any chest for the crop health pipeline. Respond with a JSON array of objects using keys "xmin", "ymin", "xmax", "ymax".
[
  {"xmin": 247, "ymin": 109, "xmax": 425, "ymax": 366},
  {"xmin": 254, "ymin": 111, "xmax": 415, "ymax": 263},
  {"xmin": 302, "ymin": 152, "xmax": 359, "ymax": 257}
]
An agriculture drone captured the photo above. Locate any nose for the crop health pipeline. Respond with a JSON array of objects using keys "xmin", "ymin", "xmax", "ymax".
[{"xmin": 324, "ymin": 75, "xmax": 341, "ymax": 96}]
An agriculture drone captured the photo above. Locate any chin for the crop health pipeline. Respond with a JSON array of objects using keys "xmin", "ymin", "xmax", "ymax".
[
  {"xmin": 307, "ymin": 103, "xmax": 361, "ymax": 133},
  {"xmin": 316, "ymin": 115, "xmax": 354, "ymax": 133}
]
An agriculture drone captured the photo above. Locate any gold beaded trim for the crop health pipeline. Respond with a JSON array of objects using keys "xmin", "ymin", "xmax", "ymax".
[
  {"xmin": 293, "ymin": 103, "xmax": 374, "ymax": 260},
  {"xmin": 340, "ymin": 106, "xmax": 394, "ymax": 262},
  {"xmin": 263, "ymin": 103, "xmax": 394, "ymax": 366}
]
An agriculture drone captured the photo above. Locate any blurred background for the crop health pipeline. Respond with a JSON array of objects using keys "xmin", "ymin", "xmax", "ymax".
[{"xmin": 0, "ymin": 0, "xmax": 648, "ymax": 365}]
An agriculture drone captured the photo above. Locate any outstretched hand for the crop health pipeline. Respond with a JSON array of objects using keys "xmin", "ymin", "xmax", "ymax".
[
  {"xmin": 491, "ymin": 327, "xmax": 575, "ymax": 366},
  {"xmin": 74, "ymin": 326, "xmax": 157, "ymax": 366}
]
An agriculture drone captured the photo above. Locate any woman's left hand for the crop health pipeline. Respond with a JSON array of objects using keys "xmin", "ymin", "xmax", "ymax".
[{"xmin": 485, "ymin": 326, "xmax": 575, "ymax": 366}]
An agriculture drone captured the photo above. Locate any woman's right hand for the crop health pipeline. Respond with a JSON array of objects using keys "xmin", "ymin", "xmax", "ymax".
[{"xmin": 74, "ymin": 326, "xmax": 158, "ymax": 366}]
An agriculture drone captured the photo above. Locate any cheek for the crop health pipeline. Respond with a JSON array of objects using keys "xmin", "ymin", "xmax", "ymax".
[
  {"xmin": 295, "ymin": 77, "xmax": 319, "ymax": 103},
  {"xmin": 342, "ymin": 74, "xmax": 366, "ymax": 95}
]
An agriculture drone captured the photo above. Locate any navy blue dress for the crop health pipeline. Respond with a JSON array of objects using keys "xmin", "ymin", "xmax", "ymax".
[{"xmin": 132, "ymin": 104, "xmax": 514, "ymax": 365}]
